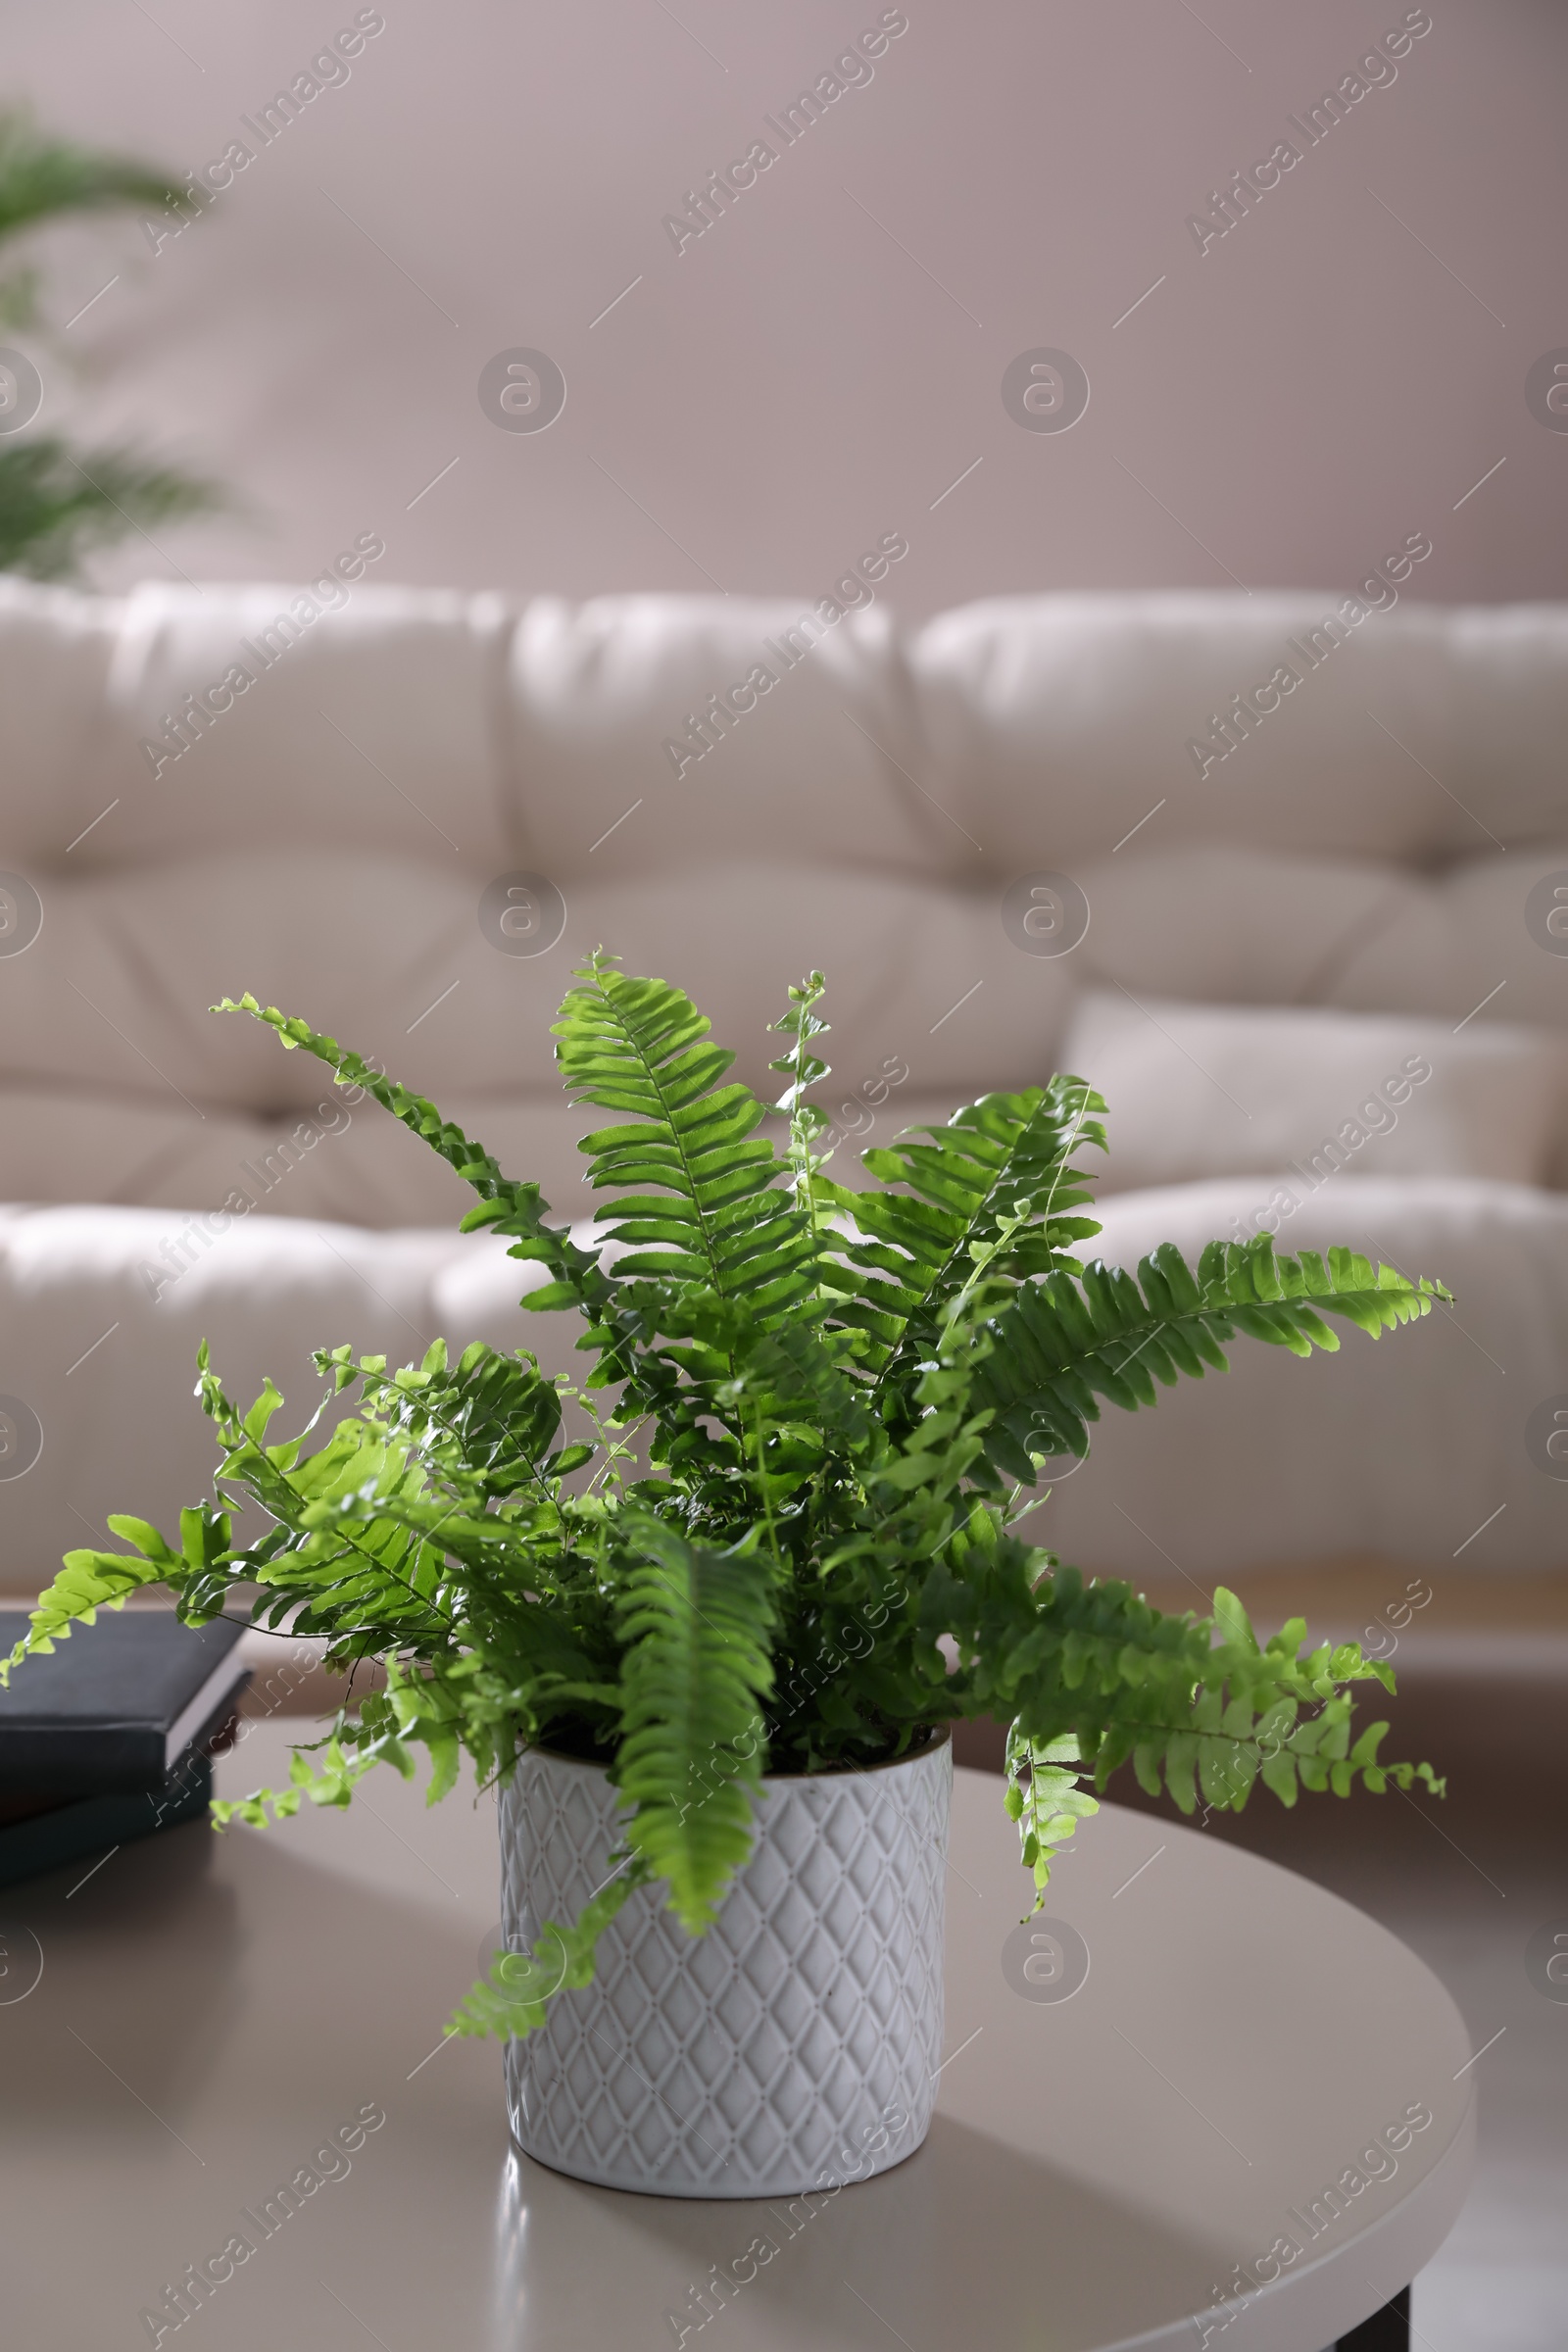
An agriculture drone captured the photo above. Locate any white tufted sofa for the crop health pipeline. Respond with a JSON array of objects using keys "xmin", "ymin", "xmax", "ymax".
[{"xmin": 2, "ymin": 577, "xmax": 1566, "ymax": 1610}]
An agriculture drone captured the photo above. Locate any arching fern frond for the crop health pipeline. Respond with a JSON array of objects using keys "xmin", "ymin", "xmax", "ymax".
[
  {"xmin": 973, "ymin": 1234, "xmax": 1450, "ymax": 1480},
  {"xmin": 213, "ymin": 995, "xmax": 606, "ymax": 1315},
  {"xmin": 952, "ymin": 1562, "xmax": 1444, "ymax": 1902}
]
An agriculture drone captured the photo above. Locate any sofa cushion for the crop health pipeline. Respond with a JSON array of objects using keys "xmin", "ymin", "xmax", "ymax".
[
  {"xmin": 4, "ymin": 1176, "xmax": 1561, "ymax": 1601},
  {"xmin": 0, "ymin": 1204, "xmax": 554, "ymax": 1600},
  {"xmin": 3, "ymin": 583, "xmax": 1567, "ymax": 1232},
  {"xmin": 1059, "ymin": 992, "xmax": 1568, "ymax": 1194},
  {"xmin": 911, "ymin": 593, "xmax": 1568, "ymax": 865},
  {"xmin": 0, "ymin": 849, "xmax": 1076, "ymax": 1219},
  {"xmin": 1070, "ymin": 845, "xmax": 1425, "ymax": 1009},
  {"xmin": 1036, "ymin": 1175, "xmax": 1568, "ymax": 1582}
]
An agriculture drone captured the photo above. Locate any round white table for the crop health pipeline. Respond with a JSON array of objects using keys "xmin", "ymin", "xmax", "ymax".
[{"xmin": 0, "ymin": 1721, "xmax": 1471, "ymax": 2350}]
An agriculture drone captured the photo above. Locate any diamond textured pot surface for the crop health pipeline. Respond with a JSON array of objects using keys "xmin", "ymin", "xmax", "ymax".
[{"xmin": 499, "ymin": 1735, "xmax": 953, "ymax": 2197}]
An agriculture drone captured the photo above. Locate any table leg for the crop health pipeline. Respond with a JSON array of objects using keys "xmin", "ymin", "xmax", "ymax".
[{"xmin": 1334, "ymin": 2284, "xmax": 1410, "ymax": 2350}]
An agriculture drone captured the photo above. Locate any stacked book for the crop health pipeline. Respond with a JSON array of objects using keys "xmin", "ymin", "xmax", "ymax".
[{"xmin": 0, "ymin": 1609, "xmax": 250, "ymax": 1890}]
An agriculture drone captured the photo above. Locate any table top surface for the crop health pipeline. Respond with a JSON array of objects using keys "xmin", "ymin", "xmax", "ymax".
[{"xmin": 0, "ymin": 1720, "xmax": 1473, "ymax": 2352}]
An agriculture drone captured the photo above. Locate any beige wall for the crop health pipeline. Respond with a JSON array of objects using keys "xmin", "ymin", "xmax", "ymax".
[{"xmin": 7, "ymin": 0, "xmax": 1566, "ymax": 616}]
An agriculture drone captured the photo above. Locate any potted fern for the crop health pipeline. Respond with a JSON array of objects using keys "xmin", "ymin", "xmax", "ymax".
[{"xmin": 2, "ymin": 957, "xmax": 1446, "ymax": 2199}]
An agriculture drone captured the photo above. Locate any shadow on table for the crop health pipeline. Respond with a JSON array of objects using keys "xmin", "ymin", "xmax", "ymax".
[
  {"xmin": 0, "ymin": 1817, "xmax": 243, "ymax": 2125},
  {"xmin": 496, "ymin": 2113, "xmax": 1233, "ymax": 2352},
  {"xmin": 0, "ymin": 1809, "xmax": 497, "ymax": 2142}
]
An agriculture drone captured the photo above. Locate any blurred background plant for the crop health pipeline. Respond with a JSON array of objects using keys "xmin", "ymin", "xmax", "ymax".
[{"xmin": 0, "ymin": 105, "xmax": 221, "ymax": 579}]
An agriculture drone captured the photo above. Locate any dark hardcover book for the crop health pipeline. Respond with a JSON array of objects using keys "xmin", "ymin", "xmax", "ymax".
[
  {"xmin": 0, "ymin": 1609, "xmax": 250, "ymax": 1795},
  {"xmin": 0, "ymin": 1757, "xmax": 215, "ymax": 1893}
]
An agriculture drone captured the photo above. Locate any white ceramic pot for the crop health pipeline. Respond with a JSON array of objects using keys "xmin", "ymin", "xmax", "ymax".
[{"xmin": 498, "ymin": 1732, "xmax": 953, "ymax": 2198}]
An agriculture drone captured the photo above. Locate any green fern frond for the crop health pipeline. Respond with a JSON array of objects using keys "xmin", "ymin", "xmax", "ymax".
[
  {"xmin": 449, "ymin": 1858, "xmax": 652, "ymax": 2039},
  {"xmin": 0, "ymin": 1502, "xmax": 231, "ymax": 1685},
  {"xmin": 991, "ymin": 1570, "xmax": 1439, "ymax": 1821},
  {"xmin": 210, "ymin": 1727, "xmax": 404, "ymax": 1831},
  {"xmin": 555, "ymin": 955, "xmax": 818, "ymax": 1326},
  {"xmin": 1004, "ymin": 1728, "xmax": 1101, "ymax": 1906},
  {"xmin": 1115, "ymin": 1580, "xmax": 1447, "ymax": 1817},
  {"xmin": 816, "ymin": 1079, "xmax": 1105, "ymax": 1377},
  {"xmin": 724, "ymin": 1320, "xmax": 875, "ymax": 1456},
  {"xmin": 212, "ymin": 996, "xmax": 607, "ymax": 1316},
  {"xmin": 973, "ymin": 1234, "xmax": 1449, "ymax": 1480},
  {"xmin": 317, "ymin": 1339, "xmax": 571, "ymax": 1502},
  {"xmin": 767, "ymin": 970, "xmax": 836, "ymax": 1236},
  {"xmin": 612, "ymin": 1521, "xmax": 776, "ymax": 1930}
]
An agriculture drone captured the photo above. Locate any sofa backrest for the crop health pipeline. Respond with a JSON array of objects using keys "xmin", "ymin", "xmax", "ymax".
[{"xmin": 2, "ymin": 579, "xmax": 1565, "ymax": 1226}]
